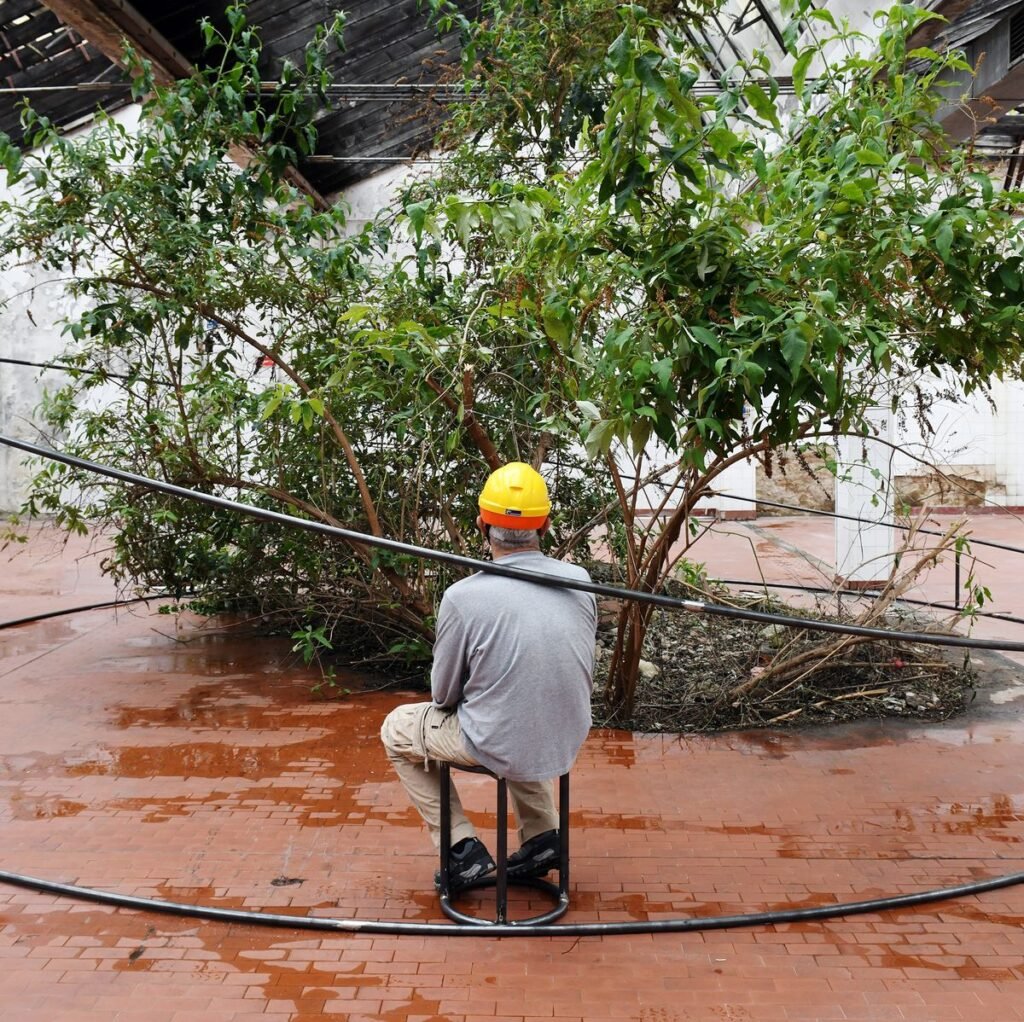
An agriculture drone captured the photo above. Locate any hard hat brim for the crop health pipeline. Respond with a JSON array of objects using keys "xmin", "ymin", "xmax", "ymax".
[{"xmin": 479, "ymin": 508, "xmax": 549, "ymax": 530}]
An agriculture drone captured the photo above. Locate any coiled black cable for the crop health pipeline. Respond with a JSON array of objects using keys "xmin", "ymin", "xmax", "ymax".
[
  {"xmin": 1, "ymin": 868, "xmax": 1022, "ymax": 936},
  {"xmin": 3, "ymin": 432, "xmax": 1024, "ymax": 936}
]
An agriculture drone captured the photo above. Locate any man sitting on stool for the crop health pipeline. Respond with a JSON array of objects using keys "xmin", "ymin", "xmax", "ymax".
[{"xmin": 380, "ymin": 462, "xmax": 597, "ymax": 891}]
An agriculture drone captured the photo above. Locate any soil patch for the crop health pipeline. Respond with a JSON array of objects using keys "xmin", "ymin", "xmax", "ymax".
[{"xmin": 591, "ymin": 587, "xmax": 975, "ymax": 733}]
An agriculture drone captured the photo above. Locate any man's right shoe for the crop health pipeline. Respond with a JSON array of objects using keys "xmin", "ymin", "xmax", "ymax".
[
  {"xmin": 507, "ymin": 829, "xmax": 560, "ymax": 878},
  {"xmin": 434, "ymin": 836, "xmax": 496, "ymax": 893}
]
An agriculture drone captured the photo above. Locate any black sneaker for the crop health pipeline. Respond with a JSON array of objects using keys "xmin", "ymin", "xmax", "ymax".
[
  {"xmin": 507, "ymin": 829, "xmax": 560, "ymax": 879},
  {"xmin": 434, "ymin": 837, "xmax": 496, "ymax": 893}
]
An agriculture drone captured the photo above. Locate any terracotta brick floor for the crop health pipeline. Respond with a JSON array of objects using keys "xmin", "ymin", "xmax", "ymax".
[{"xmin": 3, "ymin": 517, "xmax": 1024, "ymax": 1021}]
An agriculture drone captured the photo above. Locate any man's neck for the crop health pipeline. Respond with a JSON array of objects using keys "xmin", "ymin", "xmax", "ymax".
[{"xmin": 490, "ymin": 544, "xmax": 541, "ymax": 560}]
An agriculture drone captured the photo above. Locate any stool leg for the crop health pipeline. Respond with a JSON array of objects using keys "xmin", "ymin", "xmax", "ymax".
[
  {"xmin": 439, "ymin": 762, "xmax": 451, "ymax": 898},
  {"xmin": 558, "ymin": 772, "xmax": 570, "ymax": 899},
  {"xmin": 495, "ymin": 778, "xmax": 508, "ymax": 924}
]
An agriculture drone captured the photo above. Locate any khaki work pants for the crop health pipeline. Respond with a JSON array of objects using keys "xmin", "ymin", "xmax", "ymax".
[{"xmin": 380, "ymin": 702, "xmax": 558, "ymax": 849}]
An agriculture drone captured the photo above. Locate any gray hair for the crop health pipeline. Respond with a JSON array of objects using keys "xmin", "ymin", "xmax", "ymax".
[{"xmin": 489, "ymin": 525, "xmax": 540, "ymax": 548}]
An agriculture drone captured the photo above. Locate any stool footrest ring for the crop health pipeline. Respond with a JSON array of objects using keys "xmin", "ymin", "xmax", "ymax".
[{"xmin": 438, "ymin": 761, "xmax": 571, "ymax": 925}]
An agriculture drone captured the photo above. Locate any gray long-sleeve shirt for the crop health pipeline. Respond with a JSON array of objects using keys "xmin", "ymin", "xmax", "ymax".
[{"xmin": 430, "ymin": 551, "xmax": 597, "ymax": 782}]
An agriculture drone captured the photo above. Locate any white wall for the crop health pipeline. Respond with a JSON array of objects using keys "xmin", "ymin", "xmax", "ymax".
[
  {"xmin": 0, "ymin": 263, "xmax": 77, "ymax": 510},
  {"xmin": 0, "ymin": 106, "xmax": 140, "ymax": 511}
]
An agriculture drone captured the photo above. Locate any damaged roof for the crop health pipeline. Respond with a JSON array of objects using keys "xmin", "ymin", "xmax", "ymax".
[{"xmin": 0, "ymin": 0, "xmax": 468, "ymax": 197}]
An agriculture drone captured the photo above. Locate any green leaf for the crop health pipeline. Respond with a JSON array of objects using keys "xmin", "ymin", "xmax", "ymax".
[
  {"xmin": 738, "ymin": 361, "xmax": 765, "ymax": 387},
  {"xmin": 935, "ymin": 222, "xmax": 954, "ymax": 262},
  {"xmin": 339, "ymin": 305, "xmax": 371, "ymax": 322},
  {"xmin": 689, "ymin": 325, "xmax": 720, "ymax": 352},
  {"xmin": 742, "ymin": 83, "xmax": 781, "ymax": 129},
  {"xmin": 839, "ymin": 182, "xmax": 865, "ymax": 203},
  {"xmin": 404, "ymin": 200, "xmax": 431, "ymax": 242},
  {"xmin": 969, "ymin": 171, "xmax": 994, "ymax": 203},
  {"xmin": 854, "ymin": 148, "xmax": 886, "ymax": 166},
  {"xmin": 998, "ymin": 264, "xmax": 1021, "ymax": 292},
  {"xmin": 542, "ymin": 304, "xmax": 571, "ymax": 345},
  {"xmin": 259, "ymin": 391, "xmax": 283, "ymax": 422},
  {"xmin": 752, "ymin": 147, "xmax": 768, "ymax": 181},
  {"xmin": 584, "ymin": 419, "xmax": 615, "ymax": 460},
  {"xmin": 608, "ymin": 27, "xmax": 632, "ymax": 74},
  {"xmin": 780, "ymin": 328, "xmax": 809, "ymax": 379},
  {"xmin": 792, "ymin": 49, "xmax": 813, "ymax": 96},
  {"xmin": 635, "ymin": 55, "xmax": 669, "ymax": 104}
]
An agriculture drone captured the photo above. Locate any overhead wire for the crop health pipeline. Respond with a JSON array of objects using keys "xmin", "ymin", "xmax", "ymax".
[{"xmin": 2, "ymin": 433, "xmax": 1023, "ymax": 655}]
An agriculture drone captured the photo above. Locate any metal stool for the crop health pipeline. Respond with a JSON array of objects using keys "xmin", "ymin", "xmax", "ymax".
[{"xmin": 437, "ymin": 762, "xmax": 570, "ymax": 926}]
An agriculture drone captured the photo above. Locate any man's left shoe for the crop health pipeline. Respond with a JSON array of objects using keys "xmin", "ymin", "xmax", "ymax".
[
  {"xmin": 434, "ymin": 836, "xmax": 496, "ymax": 893},
  {"xmin": 507, "ymin": 829, "xmax": 560, "ymax": 879}
]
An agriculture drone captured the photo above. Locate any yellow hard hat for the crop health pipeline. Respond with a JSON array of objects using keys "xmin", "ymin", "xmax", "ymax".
[{"xmin": 478, "ymin": 462, "xmax": 551, "ymax": 530}]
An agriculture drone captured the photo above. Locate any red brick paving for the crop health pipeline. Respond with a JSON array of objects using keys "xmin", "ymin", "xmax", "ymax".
[{"xmin": 2, "ymin": 520, "xmax": 1024, "ymax": 1021}]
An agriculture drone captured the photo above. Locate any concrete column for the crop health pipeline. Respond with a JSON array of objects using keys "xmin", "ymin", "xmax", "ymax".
[
  {"xmin": 834, "ymin": 406, "xmax": 895, "ymax": 585},
  {"xmin": 992, "ymin": 377, "xmax": 1024, "ymax": 507}
]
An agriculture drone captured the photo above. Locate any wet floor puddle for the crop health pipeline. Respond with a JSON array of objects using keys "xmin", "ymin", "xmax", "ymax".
[{"xmin": 3, "ymin": 611, "xmax": 1024, "ymax": 939}]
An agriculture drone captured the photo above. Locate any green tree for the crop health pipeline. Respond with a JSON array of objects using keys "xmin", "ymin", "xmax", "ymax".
[
  {"xmin": 407, "ymin": 0, "xmax": 1024, "ymax": 711},
  {"xmin": 0, "ymin": 7, "xmax": 607, "ymax": 666},
  {"xmin": 2, "ymin": 2, "xmax": 1022, "ymax": 712}
]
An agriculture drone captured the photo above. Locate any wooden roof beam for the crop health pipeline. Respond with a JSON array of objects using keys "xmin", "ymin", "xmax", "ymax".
[{"xmin": 40, "ymin": 0, "xmax": 191, "ymax": 84}]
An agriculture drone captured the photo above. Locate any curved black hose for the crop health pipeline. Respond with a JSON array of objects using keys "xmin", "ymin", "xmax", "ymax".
[
  {"xmin": 620, "ymin": 468, "xmax": 1024, "ymax": 556},
  {"xmin": 707, "ymin": 491, "xmax": 1024, "ymax": 556},
  {"xmin": 3, "ymin": 433, "xmax": 1024, "ymax": 654},
  {"xmin": 0, "ymin": 356, "xmax": 142, "ymax": 384},
  {"xmin": 0, "ymin": 595, "xmax": 162, "ymax": 630},
  {"xmin": 1, "ymin": 587, "xmax": 1021, "ymax": 936},
  {"xmin": 3, "ymin": 437, "xmax": 1023, "ymax": 936},
  {"xmin": 2, "ymin": 868, "xmax": 1023, "ymax": 935},
  {"xmin": 714, "ymin": 578, "xmax": 1024, "ymax": 629}
]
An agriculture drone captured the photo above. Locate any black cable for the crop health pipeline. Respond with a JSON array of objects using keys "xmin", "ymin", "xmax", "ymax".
[
  {"xmin": 1, "ymin": 868, "xmax": 1023, "ymax": 936},
  {"xmin": 3, "ymin": 438, "xmax": 1023, "ymax": 936},
  {"xmin": 5, "ymin": 387, "xmax": 1020, "ymax": 557},
  {"xmin": 713, "ymin": 578, "xmax": 1024, "ymax": 629},
  {"xmin": 0, "ymin": 595, "xmax": 162, "ymax": 630},
  {"xmin": 619, "ymin": 470, "xmax": 1024, "ymax": 557},
  {"xmin": 0, "ymin": 356, "xmax": 166, "ymax": 386},
  {"xmin": 709, "ymin": 491, "xmax": 1024, "ymax": 556},
  {"xmin": 3, "ymin": 433, "xmax": 1024, "ymax": 654}
]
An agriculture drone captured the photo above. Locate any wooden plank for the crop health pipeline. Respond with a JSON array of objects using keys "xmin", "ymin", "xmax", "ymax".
[
  {"xmin": 268, "ymin": 1, "xmax": 428, "ymax": 69},
  {"xmin": 136, "ymin": 0, "xmax": 214, "ymax": 47},
  {"xmin": 309, "ymin": 113, "xmax": 438, "ymax": 166},
  {"xmin": 331, "ymin": 31, "xmax": 457, "ymax": 83},
  {"xmin": 0, "ymin": 0, "xmax": 45, "ymax": 26},
  {"xmin": 1, "ymin": 0, "xmax": 471, "ymax": 195},
  {"xmin": 3, "ymin": 42, "xmax": 97, "ymax": 88},
  {"xmin": 0, "ymin": 20, "xmax": 78, "ymax": 80},
  {"xmin": 266, "ymin": 0, "xmax": 421, "ymax": 54},
  {"xmin": 0, "ymin": 85, "xmax": 129, "ymax": 142},
  {"xmin": 0, "ymin": 8, "xmax": 61, "ymax": 50}
]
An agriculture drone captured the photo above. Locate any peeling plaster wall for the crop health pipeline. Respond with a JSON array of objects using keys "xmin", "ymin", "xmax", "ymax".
[
  {"xmin": 892, "ymin": 378, "xmax": 1024, "ymax": 507},
  {"xmin": 0, "ymin": 262, "xmax": 79, "ymax": 511},
  {"xmin": 0, "ymin": 106, "xmax": 140, "ymax": 512}
]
